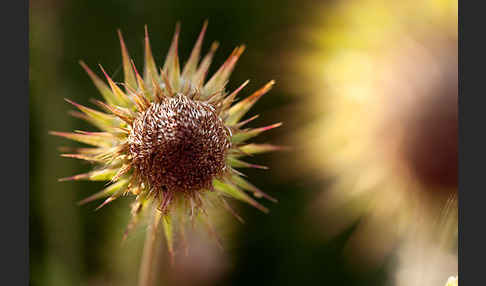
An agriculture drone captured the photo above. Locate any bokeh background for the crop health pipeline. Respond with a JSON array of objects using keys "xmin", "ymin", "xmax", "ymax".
[{"xmin": 30, "ymin": 0, "xmax": 457, "ymax": 285}]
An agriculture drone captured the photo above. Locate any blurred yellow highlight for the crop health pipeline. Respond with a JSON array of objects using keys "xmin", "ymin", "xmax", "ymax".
[{"xmin": 292, "ymin": 0, "xmax": 458, "ymax": 275}]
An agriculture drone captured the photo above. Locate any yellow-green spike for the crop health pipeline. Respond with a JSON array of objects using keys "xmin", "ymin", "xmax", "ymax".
[
  {"xmin": 99, "ymin": 65, "xmax": 132, "ymax": 108},
  {"xmin": 237, "ymin": 143, "xmax": 286, "ymax": 156},
  {"xmin": 228, "ymin": 157, "xmax": 268, "ymax": 169},
  {"xmin": 231, "ymin": 174, "xmax": 277, "ymax": 203},
  {"xmin": 231, "ymin": 123, "xmax": 282, "ymax": 144},
  {"xmin": 111, "ymin": 164, "xmax": 132, "ymax": 182},
  {"xmin": 204, "ymin": 45, "xmax": 245, "ymax": 95},
  {"xmin": 143, "ymin": 25, "xmax": 159, "ymax": 85},
  {"xmin": 60, "ymin": 153, "xmax": 105, "ymax": 163},
  {"xmin": 90, "ymin": 168, "xmax": 120, "ymax": 181},
  {"xmin": 163, "ymin": 24, "xmax": 181, "ymax": 91},
  {"xmin": 79, "ymin": 61, "xmax": 118, "ymax": 106},
  {"xmin": 161, "ymin": 214, "xmax": 174, "ymax": 264},
  {"xmin": 74, "ymin": 147, "xmax": 106, "ymax": 155},
  {"xmin": 213, "ymin": 179, "xmax": 268, "ymax": 213},
  {"xmin": 78, "ymin": 178, "xmax": 129, "ymax": 205},
  {"xmin": 182, "ymin": 20, "xmax": 208, "ymax": 78},
  {"xmin": 124, "ymin": 84, "xmax": 150, "ymax": 112},
  {"xmin": 162, "ymin": 23, "xmax": 181, "ymax": 73},
  {"xmin": 150, "ymin": 76, "xmax": 165, "ymax": 102},
  {"xmin": 225, "ymin": 80, "xmax": 275, "ymax": 125},
  {"xmin": 50, "ymin": 131, "xmax": 114, "ymax": 147},
  {"xmin": 117, "ymin": 30, "xmax": 137, "ymax": 91},
  {"xmin": 219, "ymin": 196, "xmax": 245, "ymax": 223},
  {"xmin": 131, "ymin": 59, "xmax": 152, "ymax": 101},
  {"xmin": 65, "ymin": 98, "xmax": 118, "ymax": 131},
  {"xmin": 220, "ymin": 80, "xmax": 249, "ymax": 111},
  {"xmin": 193, "ymin": 41, "xmax": 219, "ymax": 88},
  {"xmin": 94, "ymin": 100, "xmax": 134, "ymax": 124},
  {"xmin": 160, "ymin": 69, "xmax": 174, "ymax": 96}
]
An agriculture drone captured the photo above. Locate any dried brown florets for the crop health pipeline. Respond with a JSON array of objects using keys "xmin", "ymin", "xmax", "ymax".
[{"xmin": 128, "ymin": 94, "xmax": 231, "ymax": 196}]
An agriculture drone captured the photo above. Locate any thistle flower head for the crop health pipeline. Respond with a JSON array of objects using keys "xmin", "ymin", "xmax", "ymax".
[
  {"xmin": 52, "ymin": 21, "xmax": 281, "ymax": 258},
  {"xmin": 128, "ymin": 95, "xmax": 231, "ymax": 196}
]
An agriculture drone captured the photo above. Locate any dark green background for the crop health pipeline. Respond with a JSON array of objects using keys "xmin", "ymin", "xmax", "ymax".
[{"xmin": 30, "ymin": 0, "xmax": 390, "ymax": 285}]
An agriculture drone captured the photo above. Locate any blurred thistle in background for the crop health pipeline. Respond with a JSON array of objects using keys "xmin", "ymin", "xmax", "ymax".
[{"xmin": 290, "ymin": 0, "xmax": 458, "ymax": 282}]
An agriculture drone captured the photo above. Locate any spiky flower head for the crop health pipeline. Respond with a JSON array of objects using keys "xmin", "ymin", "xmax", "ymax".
[{"xmin": 52, "ymin": 22, "xmax": 281, "ymax": 258}]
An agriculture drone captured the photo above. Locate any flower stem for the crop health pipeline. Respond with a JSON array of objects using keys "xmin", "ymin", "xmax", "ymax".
[{"xmin": 138, "ymin": 207, "xmax": 162, "ymax": 286}]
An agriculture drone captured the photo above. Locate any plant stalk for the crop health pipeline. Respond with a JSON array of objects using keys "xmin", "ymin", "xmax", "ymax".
[{"xmin": 138, "ymin": 207, "xmax": 162, "ymax": 286}]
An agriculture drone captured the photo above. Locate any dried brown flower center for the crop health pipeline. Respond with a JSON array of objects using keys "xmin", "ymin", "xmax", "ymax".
[{"xmin": 128, "ymin": 95, "xmax": 231, "ymax": 194}]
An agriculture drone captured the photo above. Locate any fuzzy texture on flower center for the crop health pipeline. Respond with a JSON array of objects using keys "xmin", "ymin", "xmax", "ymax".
[{"xmin": 128, "ymin": 95, "xmax": 231, "ymax": 194}]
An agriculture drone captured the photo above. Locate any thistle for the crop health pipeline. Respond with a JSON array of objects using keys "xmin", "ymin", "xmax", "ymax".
[{"xmin": 51, "ymin": 21, "xmax": 281, "ymax": 283}]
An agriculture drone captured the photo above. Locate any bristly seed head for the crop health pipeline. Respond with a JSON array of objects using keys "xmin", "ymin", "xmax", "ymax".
[
  {"xmin": 52, "ymin": 22, "xmax": 282, "ymax": 260},
  {"xmin": 128, "ymin": 95, "xmax": 231, "ymax": 194}
]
